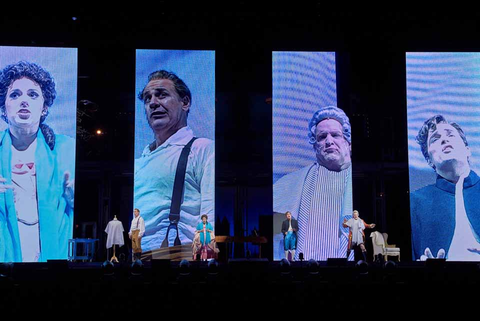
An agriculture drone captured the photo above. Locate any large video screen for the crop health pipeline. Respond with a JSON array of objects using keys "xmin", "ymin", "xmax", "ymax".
[
  {"xmin": 407, "ymin": 52, "xmax": 480, "ymax": 261},
  {"xmin": 134, "ymin": 50, "xmax": 215, "ymax": 261},
  {"xmin": 0, "ymin": 46, "xmax": 77, "ymax": 262},
  {"xmin": 273, "ymin": 51, "xmax": 353, "ymax": 261}
]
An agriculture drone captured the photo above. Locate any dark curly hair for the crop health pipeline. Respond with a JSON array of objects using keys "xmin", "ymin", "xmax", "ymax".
[{"xmin": 0, "ymin": 61, "xmax": 56, "ymax": 150}]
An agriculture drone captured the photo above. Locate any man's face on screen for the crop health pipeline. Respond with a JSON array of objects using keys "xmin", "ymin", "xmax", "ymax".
[
  {"xmin": 427, "ymin": 123, "xmax": 470, "ymax": 172},
  {"xmin": 142, "ymin": 79, "xmax": 190, "ymax": 133},
  {"xmin": 314, "ymin": 119, "xmax": 351, "ymax": 171},
  {"xmin": 5, "ymin": 77, "xmax": 45, "ymax": 130}
]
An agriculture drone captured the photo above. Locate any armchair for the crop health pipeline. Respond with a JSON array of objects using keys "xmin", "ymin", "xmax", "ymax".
[{"xmin": 370, "ymin": 231, "xmax": 400, "ymax": 262}]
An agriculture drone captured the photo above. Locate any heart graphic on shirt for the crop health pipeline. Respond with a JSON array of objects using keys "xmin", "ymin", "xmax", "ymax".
[{"xmin": 12, "ymin": 162, "xmax": 35, "ymax": 175}]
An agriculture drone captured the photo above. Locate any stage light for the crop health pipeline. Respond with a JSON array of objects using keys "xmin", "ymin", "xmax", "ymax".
[
  {"xmin": 280, "ymin": 258, "xmax": 291, "ymax": 273},
  {"xmin": 355, "ymin": 260, "xmax": 369, "ymax": 274},
  {"xmin": 0, "ymin": 263, "xmax": 12, "ymax": 278},
  {"xmin": 208, "ymin": 259, "xmax": 219, "ymax": 273},
  {"xmin": 384, "ymin": 260, "xmax": 397, "ymax": 270},
  {"xmin": 179, "ymin": 259, "xmax": 190, "ymax": 274},
  {"xmin": 177, "ymin": 259, "xmax": 192, "ymax": 282},
  {"xmin": 102, "ymin": 260, "xmax": 115, "ymax": 276},
  {"xmin": 96, "ymin": 129, "xmax": 103, "ymax": 135},
  {"xmin": 131, "ymin": 259, "xmax": 144, "ymax": 276},
  {"xmin": 307, "ymin": 259, "xmax": 319, "ymax": 274}
]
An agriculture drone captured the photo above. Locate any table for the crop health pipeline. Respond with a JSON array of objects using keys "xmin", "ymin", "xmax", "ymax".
[{"xmin": 68, "ymin": 238, "xmax": 98, "ymax": 262}]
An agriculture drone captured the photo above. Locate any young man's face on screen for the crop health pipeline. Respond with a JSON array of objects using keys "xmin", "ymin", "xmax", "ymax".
[
  {"xmin": 142, "ymin": 78, "xmax": 190, "ymax": 133},
  {"xmin": 427, "ymin": 123, "xmax": 470, "ymax": 172}
]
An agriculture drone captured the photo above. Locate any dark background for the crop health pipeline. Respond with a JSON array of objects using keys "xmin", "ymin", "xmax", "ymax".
[{"xmin": 2, "ymin": 5, "xmax": 477, "ymax": 262}]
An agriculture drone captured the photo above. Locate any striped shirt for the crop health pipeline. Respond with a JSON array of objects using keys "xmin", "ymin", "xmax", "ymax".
[{"xmin": 297, "ymin": 163, "xmax": 351, "ymax": 261}]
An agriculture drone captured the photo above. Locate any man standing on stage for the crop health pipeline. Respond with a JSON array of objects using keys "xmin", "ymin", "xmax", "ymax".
[
  {"xmin": 274, "ymin": 106, "xmax": 353, "ymax": 261},
  {"xmin": 129, "ymin": 208, "xmax": 145, "ymax": 261},
  {"xmin": 343, "ymin": 210, "xmax": 375, "ymax": 261},
  {"xmin": 281, "ymin": 211, "xmax": 299, "ymax": 261}
]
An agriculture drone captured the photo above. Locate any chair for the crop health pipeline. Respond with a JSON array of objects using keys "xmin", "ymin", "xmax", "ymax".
[{"xmin": 370, "ymin": 231, "xmax": 401, "ymax": 262}]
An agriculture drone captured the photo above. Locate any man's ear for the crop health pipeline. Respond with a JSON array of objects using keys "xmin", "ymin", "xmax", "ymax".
[{"xmin": 181, "ymin": 96, "xmax": 191, "ymax": 112}]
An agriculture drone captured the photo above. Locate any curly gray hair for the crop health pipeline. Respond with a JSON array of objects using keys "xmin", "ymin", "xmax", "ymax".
[{"xmin": 308, "ymin": 106, "xmax": 351, "ymax": 144}]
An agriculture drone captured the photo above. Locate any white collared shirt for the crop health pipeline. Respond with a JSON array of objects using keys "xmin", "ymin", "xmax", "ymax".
[
  {"xmin": 448, "ymin": 174, "xmax": 480, "ymax": 261},
  {"xmin": 129, "ymin": 216, "xmax": 145, "ymax": 238}
]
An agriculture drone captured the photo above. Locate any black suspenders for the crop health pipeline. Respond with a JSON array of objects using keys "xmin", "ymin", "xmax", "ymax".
[{"xmin": 161, "ymin": 137, "xmax": 197, "ymax": 248}]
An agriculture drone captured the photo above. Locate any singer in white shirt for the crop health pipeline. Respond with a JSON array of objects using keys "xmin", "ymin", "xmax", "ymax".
[{"xmin": 129, "ymin": 208, "xmax": 145, "ymax": 260}]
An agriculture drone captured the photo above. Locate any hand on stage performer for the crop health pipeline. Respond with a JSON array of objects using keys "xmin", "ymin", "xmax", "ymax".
[{"xmin": 419, "ymin": 247, "xmax": 445, "ymax": 261}]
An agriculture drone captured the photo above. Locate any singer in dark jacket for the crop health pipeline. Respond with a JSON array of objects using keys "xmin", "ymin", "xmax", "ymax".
[{"xmin": 281, "ymin": 211, "xmax": 299, "ymax": 261}]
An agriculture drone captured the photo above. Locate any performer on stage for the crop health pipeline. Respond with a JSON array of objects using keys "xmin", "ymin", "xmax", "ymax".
[
  {"xmin": 281, "ymin": 211, "xmax": 298, "ymax": 261},
  {"xmin": 343, "ymin": 210, "xmax": 375, "ymax": 261},
  {"xmin": 129, "ymin": 208, "xmax": 145, "ymax": 261},
  {"xmin": 193, "ymin": 214, "xmax": 216, "ymax": 260}
]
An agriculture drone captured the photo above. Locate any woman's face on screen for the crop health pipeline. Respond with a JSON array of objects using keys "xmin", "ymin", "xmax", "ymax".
[{"xmin": 5, "ymin": 77, "xmax": 45, "ymax": 131}]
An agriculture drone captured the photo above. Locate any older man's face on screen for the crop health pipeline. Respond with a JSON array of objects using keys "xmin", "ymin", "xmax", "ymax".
[
  {"xmin": 142, "ymin": 78, "xmax": 190, "ymax": 133},
  {"xmin": 314, "ymin": 119, "xmax": 351, "ymax": 172}
]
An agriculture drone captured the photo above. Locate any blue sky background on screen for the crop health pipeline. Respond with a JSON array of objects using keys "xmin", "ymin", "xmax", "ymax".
[
  {"xmin": 272, "ymin": 51, "xmax": 337, "ymax": 184},
  {"xmin": 0, "ymin": 46, "xmax": 77, "ymax": 138},
  {"xmin": 407, "ymin": 52, "xmax": 480, "ymax": 192},
  {"xmin": 135, "ymin": 50, "xmax": 215, "ymax": 158}
]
